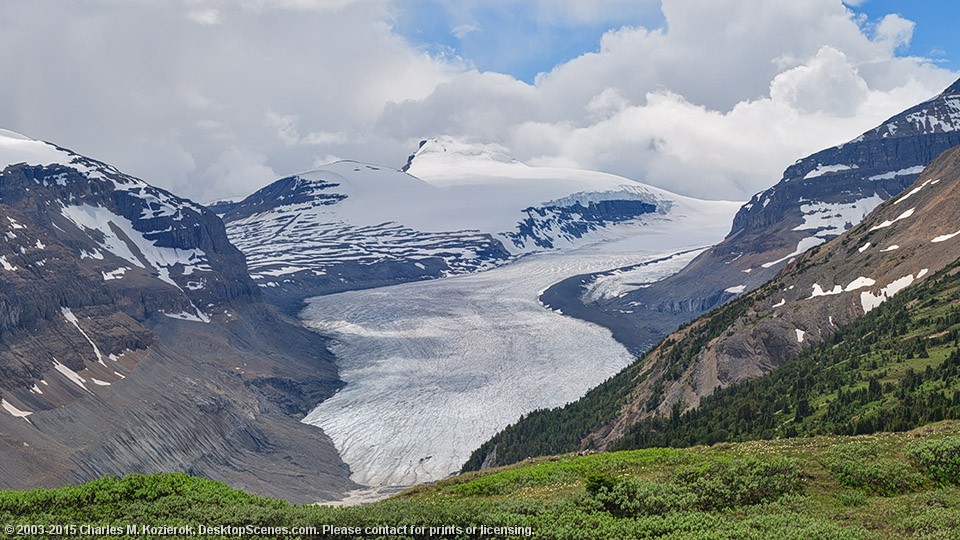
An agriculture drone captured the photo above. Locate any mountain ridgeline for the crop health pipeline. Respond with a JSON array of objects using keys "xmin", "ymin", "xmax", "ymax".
[
  {"xmin": 465, "ymin": 143, "xmax": 960, "ymax": 471},
  {"xmin": 220, "ymin": 163, "xmax": 513, "ymax": 309},
  {"xmin": 559, "ymin": 78, "xmax": 960, "ymax": 355},
  {"xmin": 0, "ymin": 131, "xmax": 354, "ymax": 502},
  {"xmin": 219, "ymin": 142, "xmax": 739, "ymax": 312}
]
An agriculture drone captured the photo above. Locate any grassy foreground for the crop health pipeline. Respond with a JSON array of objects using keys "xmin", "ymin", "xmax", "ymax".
[{"xmin": 2, "ymin": 423, "xmax": 960, "ymax": 539}]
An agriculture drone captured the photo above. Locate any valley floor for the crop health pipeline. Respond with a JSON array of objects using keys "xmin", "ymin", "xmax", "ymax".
[{"xmin": 299, "ymin": 238, "xmax": 705, "ymax": 492}]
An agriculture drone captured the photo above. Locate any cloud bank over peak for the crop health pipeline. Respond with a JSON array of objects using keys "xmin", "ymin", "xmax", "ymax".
[
  {"xmin": 382, "ymin": 0, "xmax": 956, "ymax": 199},
  {"xmin": 0, "ymin": 0, "xmax": 955, "ymax": 201}
]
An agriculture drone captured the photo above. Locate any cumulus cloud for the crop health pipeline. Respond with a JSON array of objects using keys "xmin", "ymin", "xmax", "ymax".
[
  {"xmin": 381, "ymin": 0, "xmax": 957, "ymax": 198},
  {"xmin": 0, "ymin": 0, "xmax": 955, "ymax": 202},
  {"xmin": 0, "ymin": 0, "xmax": 457, "ymax": 202},
  {"xmin": 873, "ymin": 14, "xmax": 915, "ymax": 52},
  {"xmin": 769, "ymin": 46, "xmax": 870, "ymax": 116}
]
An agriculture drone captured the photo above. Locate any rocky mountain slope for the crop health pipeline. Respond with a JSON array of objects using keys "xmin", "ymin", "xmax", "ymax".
[
  {"xmin": 466, "ymin": 143, "xmax": 960, "ymax": 469},
  {"xmin": 0, "ymin": 130, "xmax": 353, "ymax": 502},
  {"xmin": 560, "ymin": 78, "xmax": 960, "ymax": 354},
  {"xmin": 221, "ymin": 138, "xmax": 741, "ymax": 310}
]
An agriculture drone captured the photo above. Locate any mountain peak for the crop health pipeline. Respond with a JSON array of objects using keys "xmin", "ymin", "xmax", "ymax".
[
  {"xmin": 403, "ymin": 137, "xmax": 518, "ymax": 177},
  {"xmin": 942, "ymin": 77, "xmax": 960, "ymax": 96}
]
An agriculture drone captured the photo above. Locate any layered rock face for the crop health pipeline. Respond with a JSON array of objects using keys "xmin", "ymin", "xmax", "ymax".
[
  {"xmin": 564, "ymin": 78, "xmax": 960, "ymax": 354},
  {"xmin": 0, "ymin": 131, "xmax": 353, "ymax": 502}
]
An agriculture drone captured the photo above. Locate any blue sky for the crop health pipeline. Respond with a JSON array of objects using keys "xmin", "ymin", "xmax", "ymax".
[
  {"xmin": 394, "ymin": 1, "xmax": 665, "ymax": 83},
  {"xmin": 853, "ymin": 1, "xmax": 960, "ymax": 66},
  {"xmin": 395, "ymin": 1, "xmax": 959, "ymax": 83}
]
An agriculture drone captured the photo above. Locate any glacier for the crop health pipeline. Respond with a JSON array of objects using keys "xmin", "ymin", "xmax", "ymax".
[{"xmin": 300, "ymin": 235, "xmax": 732, "ymax": 489}]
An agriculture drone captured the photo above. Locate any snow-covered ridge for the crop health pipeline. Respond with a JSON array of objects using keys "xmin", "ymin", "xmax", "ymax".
[
  {"xmin": 1, "ymin": 130, "xmax": 145, "ymax": 193},
  {"xmin": 225, "ymin": 141, "xmax": 741, "ymax": 291},
  {"xmin": 871, "ymin": 92, "xmax": 960, "ymax": 140},
  {"xmin": 0, "ymin": 126, "xmax": 249, "ymax": 316},
  {"xmin": 1, "ymin": 129, "xmax": 203, "ymax": 219}
]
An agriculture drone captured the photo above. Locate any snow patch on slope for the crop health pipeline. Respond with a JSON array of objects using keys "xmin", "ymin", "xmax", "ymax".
[
  {"xmin": 761, "ymin": 236, "xmax": 825, "ymax": 269},
  {"xmin": 803, "ymin": 164, "xmax": 857, "ymax": 179},
  {"xmin": 793, "ymin": 195, "xmax": 883, "ymax": 238},
  {"xmin": 61, "ymin": 307, "xmax": 106, "ymax": 366},
  {"xmin": 1, "ymin": 399, "xmax": 31, "ymax": 418},
  {"xmin": 932, "ymin": 230, "xmax": 960, "ymax": 243},
  {"xmin": 869, "ymin": 208, "xmax": 916, "ymax": 231},
  {"xmin": 860, "ymin": 272, "xmax": 923, "ymax": 313},
  {"xmin": 52, "ymin": 359, "xmax": 93, "ymax": 394},
  {"xmin": 893, "ymin": 179, "xmax": 935, "ymax": 205},
  {"xmin": 845, "ymin": 277, "xmax": 876, "ymax": 291},
  {"xmin": 60, "ymin": 204, "xmax": 209, "ymax": 287},
  {"xmin": 160, "ymin": 303, "xmax": 211, "ymax": 323},
  {"xmin": 869, "ymin": 165, "xmax": 926, "ymax": 181}
]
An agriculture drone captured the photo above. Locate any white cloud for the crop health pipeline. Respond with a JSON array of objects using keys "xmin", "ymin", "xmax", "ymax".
[
  {"xmin": 451, "ymin": 23, "xmax": 479, "ymax": 39},
  {"xmin": 873, "ymin": 14, "xmax": 914, "ymax": 52},
  {"xmin": 186, "ymin": 8, "xmax": 221, "ymax": 25},
  {"xmin": 380, "ymin": 0, "xmax": 958, "ymax": 199},
  {"xmin": 0, "ymin": 0, "xmax": 457, "ymax": 201},
  {"xmin": 769, "ymin": 46, "xmax": 869, "ymax": 116},
  {"xmin": 203, "ymin": 147, "xmax": 277, "ymax": 202},
  {"xmin": 0, "ymin": 0, "xmax": 955, "ymax": 203}
]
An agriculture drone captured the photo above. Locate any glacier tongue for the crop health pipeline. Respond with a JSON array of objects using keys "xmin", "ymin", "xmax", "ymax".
[
  {"xmin": 299, "ymin": 199, "xmax": 737, "ymax": 489},
  {"xmin": 300, "ymin": 246, "xmax": 683, "ymax": 487}
]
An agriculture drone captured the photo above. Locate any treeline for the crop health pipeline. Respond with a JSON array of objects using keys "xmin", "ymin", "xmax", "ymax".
[
  {"xmin": 612, "ymin": 263, "xmax": 960, "ymax": 451},
  {"xmin": 465, "ymin": 258, "xmax": 960, "ymax": 472}
]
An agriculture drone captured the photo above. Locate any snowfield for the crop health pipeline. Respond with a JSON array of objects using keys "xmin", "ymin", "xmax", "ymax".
[{"xmin": 227, "ymin": 137, "xmax": 742, "ymax": 287}]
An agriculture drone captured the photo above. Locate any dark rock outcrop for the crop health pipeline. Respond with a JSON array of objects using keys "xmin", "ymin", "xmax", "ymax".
[
  {"xmin": 561, "ymin": 78, "xmax": 960, "ymax": 354},
  {"xmin": 0, "ymin": 133, "xmax": 354, "ymax": 502}
]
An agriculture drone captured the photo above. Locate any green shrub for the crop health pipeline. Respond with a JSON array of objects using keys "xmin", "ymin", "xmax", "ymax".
[
  {"xmin": 907, "ymin": 436, "xmax": 960, "ymax": 485},
  {"xmin": 593, "ymin": 478, "xmax": 698, "ymax": 517},
  {"xmin": 837, "ymin": 491, "xmax": 868, "ymax": 507},
  {"xmin": 822, "ymin": 446, "xmax": 925, "ymax": 496},
  {"xmin": 674, "ymin": 456, "xmax": 804, "ymax": 510},
  {"xmin": 584, "ymin": 472, "xmax": 617, "ymax": 496},
  {"xmin": 592, "ymin": 456, "xmax": 803, "ymax": 516}
]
